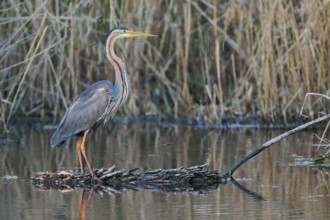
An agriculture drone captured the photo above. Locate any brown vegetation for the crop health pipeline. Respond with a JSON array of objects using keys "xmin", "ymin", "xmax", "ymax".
[{"xmin": 1, "ymin": 0, "xmax": 330, "ymax": 130}]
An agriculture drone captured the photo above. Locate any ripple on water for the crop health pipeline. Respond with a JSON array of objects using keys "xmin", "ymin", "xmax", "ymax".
[
  {"xmin": 1, "ymin": 175, "xmax": 18, "ymax": 180},
  {"xmin": 289, "ymin": 154, "xmax": 330, "ymax": 167}
]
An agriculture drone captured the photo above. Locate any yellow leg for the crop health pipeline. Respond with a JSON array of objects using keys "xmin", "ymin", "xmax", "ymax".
[
  {"xmin": 76, "ymin": 137, "xmax": 84, "ymax": 174},
  {"xmin": 80, "ymin": 129, "xmax": 94, "ymax": 177}
]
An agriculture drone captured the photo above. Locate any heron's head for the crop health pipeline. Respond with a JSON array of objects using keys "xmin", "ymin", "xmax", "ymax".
[{"xmin": 106, "ymin": 26, "xmax": 157, "ymax": 40}]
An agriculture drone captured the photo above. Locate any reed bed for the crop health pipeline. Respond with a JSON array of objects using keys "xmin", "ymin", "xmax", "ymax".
[{"xmin": 1, "ymin": 0, "xmax": 330, "ymax": 130}]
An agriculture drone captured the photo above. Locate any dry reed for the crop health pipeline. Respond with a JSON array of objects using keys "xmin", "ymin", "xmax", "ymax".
[{"xmin": 1, "ymin": 0, "xmax": 330, "ymax": 131}]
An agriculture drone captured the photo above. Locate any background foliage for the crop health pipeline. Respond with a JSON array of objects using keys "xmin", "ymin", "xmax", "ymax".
[{"xmin": 1, "ymin": 0, "xmax": 330, "ymax": 130}]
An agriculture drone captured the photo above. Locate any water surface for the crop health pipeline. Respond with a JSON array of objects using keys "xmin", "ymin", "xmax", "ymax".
[{"xmin": 1, "ymin": 123, "xmax": 330, "ymax": 219}]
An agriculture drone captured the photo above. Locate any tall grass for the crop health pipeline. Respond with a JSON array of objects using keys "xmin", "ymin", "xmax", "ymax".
[{"xmin": 1, "ymin": 0, "xmax": 330, "ymax": 130}]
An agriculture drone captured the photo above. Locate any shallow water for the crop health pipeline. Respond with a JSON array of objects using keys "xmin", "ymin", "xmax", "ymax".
[{"xmin": 1, "ymin": 123, "xmax": 330, "ymax": 219}]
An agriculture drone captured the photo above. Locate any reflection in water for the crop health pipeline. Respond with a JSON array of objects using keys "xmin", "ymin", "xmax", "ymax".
[
  {"xmin": 0, "ymin": 123, "xmax": 330, "ymax": 219},
  {"xmin": 78, "ymin": 189, "xmax": 93, "ymax": 220},
  {"xmin": 230, "ymin": 177, "xmax": 264, "ymax": 201}
]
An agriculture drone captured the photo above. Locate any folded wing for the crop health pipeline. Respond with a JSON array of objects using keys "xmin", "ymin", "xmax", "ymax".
[{"xmin": 51, "ymin": 80, "xmax": 113, "ymax": 147}]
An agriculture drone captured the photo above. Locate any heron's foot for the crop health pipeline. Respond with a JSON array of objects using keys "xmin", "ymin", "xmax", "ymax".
[
  {"xmin": 93, "ymin": 176, "xmax": 100, "ymax": 183},
  {"xmin": 87, "ymin": 170, "xmax": 100, "ymax": 181},
  {"xmin": 91, "ymin": 173, "xmax": 100, "ymax": 183}
]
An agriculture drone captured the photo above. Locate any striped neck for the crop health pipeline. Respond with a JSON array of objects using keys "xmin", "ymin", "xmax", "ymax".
[{"xmin": 105, "ymin": 35, "xmax": 129, "ymax": 106}]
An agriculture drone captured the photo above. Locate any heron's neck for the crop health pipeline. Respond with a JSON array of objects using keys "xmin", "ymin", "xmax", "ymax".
[{"xmin": 106, "ymin": 36, "xmax": 129, "ymax": 105}]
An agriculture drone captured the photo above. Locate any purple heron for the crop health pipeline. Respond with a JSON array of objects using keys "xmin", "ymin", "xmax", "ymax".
[{"xmin": 50, "ymin": 26, "xmax": 156, "ymax": 177}]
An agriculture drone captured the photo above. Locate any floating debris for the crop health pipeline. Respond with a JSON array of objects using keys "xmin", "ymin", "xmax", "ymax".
[
  {"xmin": 2, "ymin": 175, "xmax": 18, "ymax": 180},
  {"xmin": 32, "ymin": 164, "xmax": 228, "ymax": 194},
  {"xmin": 312, "ymin": 147, "xmax": 330, "ymax": 164}
]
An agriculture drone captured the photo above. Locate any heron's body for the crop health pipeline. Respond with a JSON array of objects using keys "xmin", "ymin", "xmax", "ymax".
[
  {"xmin": 50, "ymin": 27, "xmax": 156, "ymax": 177},
  {"xmin": 50, "ymin": 80, "xmax": 114, "ymax": 147}
]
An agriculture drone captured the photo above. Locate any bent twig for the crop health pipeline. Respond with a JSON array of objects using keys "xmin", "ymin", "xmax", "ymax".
[{"xmin": 224, "ymin": 114, "xmax": 330, "ymax": 178}]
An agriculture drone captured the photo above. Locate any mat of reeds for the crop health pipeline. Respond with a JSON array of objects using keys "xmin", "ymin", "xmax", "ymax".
[{"xmin": 32, "ymin": 164, "xmax": 227, "ymax": 193}]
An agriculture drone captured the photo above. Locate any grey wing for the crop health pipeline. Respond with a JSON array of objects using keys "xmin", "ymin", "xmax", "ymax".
[{"xmin": 51, "ymin": 85, "xmax": 112, "ymax": 147}]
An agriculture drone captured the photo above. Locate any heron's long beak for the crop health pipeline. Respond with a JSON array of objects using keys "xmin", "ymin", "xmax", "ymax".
[{"xmin": 126, "ymin": 30, "xmax": 157, "ymax": 37}]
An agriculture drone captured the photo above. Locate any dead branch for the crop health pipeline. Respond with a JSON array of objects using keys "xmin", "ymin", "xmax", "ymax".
[
  {"xmin": 300, "ymin": 93, "xmax": 330, "ymax": 118},
  {"xmin": 224, "ymin": 114, "xmax": 330, "ymax": 177}
]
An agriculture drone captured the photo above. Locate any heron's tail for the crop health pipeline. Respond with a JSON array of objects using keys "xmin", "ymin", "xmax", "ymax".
[{"xmin": 50, "ymin": 129, "xmax": 65, "ymax": 147}]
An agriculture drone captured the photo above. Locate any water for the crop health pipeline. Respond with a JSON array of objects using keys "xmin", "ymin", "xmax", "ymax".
[{"xmin": 1, "ymin": 123, "xmax": 330, "ymax": 219}]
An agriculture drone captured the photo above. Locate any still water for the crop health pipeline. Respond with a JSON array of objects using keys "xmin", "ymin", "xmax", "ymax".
[{"xmin": 1, "ymin": 123, "xmax": 330, "ymax": 219}]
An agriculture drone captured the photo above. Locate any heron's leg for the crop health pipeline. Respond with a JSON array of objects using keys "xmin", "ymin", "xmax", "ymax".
[
  {"xmin": 80, "ymin": 129, "xmax": 94, "ymax": 177},
  {"xmin": 76, "ymin": 137, "xmax": 84, "ymax": 174}
]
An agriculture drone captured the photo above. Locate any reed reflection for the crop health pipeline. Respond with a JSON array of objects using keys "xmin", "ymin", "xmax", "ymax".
[{"xmin": 1, "ymin": 124, "xmax": 330, "ymax": 219}]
